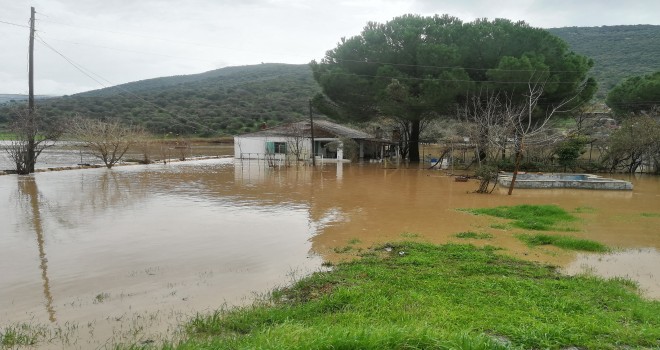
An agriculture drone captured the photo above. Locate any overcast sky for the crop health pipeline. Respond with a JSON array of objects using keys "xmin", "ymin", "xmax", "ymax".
[{"xmin": 1, "ymin": 0, "xmax": 658, "ymax": 95}]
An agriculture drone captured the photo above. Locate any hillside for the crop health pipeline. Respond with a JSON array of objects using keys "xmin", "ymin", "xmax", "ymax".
[
  {"xmin": 4, "ymin": 63, "xmax": 321, "ymax": 136},
  {"xmin": 548, "ymin": 25, "xmax": 660, "ymax": 99}
]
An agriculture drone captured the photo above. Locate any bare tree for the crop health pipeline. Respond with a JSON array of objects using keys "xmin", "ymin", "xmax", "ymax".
[
  {"xmin": 173, "ymin": 135, "xmax": 191, "ymax": 161},
  {"xmin": 462, "ymin": 79, "xmax": 586, "ymax": 194},
  {"xmin": 284, "ymin": 122, "xmax": 308, "ymax": 162},
  {"xmin": 462, "ymin": 90, "xmax": 512, "ymax": 165},
  {"xmin": 504, "ymin": 80, "xmax": 583, "ymax": 194},
  {"xmin": 4, "ymin": 107, "xmax": 62, "ymax": 174},
  {"xmin": 69, "ymin": 117, "xmax": 147, "ymax": 168}
]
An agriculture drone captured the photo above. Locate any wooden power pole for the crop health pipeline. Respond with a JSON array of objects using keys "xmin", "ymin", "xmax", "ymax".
[
  {"xmin": 28, "ymin": 6, "xmax": 35, "ymax": 112},
  {"xmin": 25, "ymin": 6, "xmax": 37, "ymax": 173},
  {"xmin": 309, "ymin": 99, "xmax": 316, "ymax": 166}
]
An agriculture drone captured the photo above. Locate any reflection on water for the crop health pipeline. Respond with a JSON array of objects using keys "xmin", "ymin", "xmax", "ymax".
[
  {"xmin": 17, "ymin": 177, "xmax": 56, "ymax": 322},
  {"xmin": 1, "ymin": 159, "xmax": 659, "ymax": 347}
]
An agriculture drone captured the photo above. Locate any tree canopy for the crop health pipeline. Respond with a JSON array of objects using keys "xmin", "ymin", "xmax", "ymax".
[
  {"xmin": 606, "ymin": 71, "xmax": 660, "ymax": 116},
  {"xmin": 311, "ymin": 14, "xmax": 596, "ymax": 162}
]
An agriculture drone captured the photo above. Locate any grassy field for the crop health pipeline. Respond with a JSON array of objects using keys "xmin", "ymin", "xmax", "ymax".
[{"xmin": 167, "ymin": 242, "xmax": 659, "ymax": 350}]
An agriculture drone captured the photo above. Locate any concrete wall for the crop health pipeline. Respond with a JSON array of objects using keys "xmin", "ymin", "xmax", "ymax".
[{"xmin": 234, "ymin": 136, "xmax": 313, "ymax": 160}]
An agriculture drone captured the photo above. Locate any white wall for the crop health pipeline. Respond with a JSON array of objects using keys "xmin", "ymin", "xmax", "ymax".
[{"xmin": 234, "ymin": 136, "xmax": 313, "ymax": 159}]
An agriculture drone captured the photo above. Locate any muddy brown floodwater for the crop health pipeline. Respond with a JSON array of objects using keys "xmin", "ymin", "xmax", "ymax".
[{"xmin": 1, "ymin": 158, "xmax": 659, "ymax": 348}]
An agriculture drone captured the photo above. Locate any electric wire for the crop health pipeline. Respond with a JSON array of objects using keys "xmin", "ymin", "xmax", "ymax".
[
  {"xmin": 0, "ymin": 19, "xmax": 30, "ymax": 28},
  {"xmin": 35, "ymin": 34, "xmax": 215, "ymax": 133},
  {"xmin": 37, "ymin": 35, "xmax": 220, "ymax": 63},
  {"xmin": 330, "ymin": 58, "xmax": 585, "ymax": 74}
]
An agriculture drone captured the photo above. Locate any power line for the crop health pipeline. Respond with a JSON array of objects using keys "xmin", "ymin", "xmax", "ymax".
[
  {"xmin": 37, "ymin": 34, "xmax": 219, "ymax": 63},
  {"xmin": 320, "ymin": 70, "xmax": 590, "ymax": 85},
  {"xmin": 0, "ymin": 19, "xmax": 31, "ymax": 28},
  {"xmin": 331, "ymin": 58, "xmax": 586, "ymax": 74},
  {"xmin": 35, "ymin": 35, "xmax": 215, "ymax": 133},
  {"xmin": 37, "ymin": 17, "xmax": 296, "ymax": 59},
  {"xmin": 36, "ymin": 35, "xmax": 108, "ymax": 89}
]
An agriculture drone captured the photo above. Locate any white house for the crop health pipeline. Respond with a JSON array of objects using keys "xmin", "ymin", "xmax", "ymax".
[{"xmin": 234, "ymin": 119, "xmax": 392, "ymax": 162}]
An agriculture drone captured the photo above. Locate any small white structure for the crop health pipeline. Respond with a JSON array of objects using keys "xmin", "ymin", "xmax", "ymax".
[{"xmin": 234, "ymin": 119, "xmax": 390, "ymax": 162}]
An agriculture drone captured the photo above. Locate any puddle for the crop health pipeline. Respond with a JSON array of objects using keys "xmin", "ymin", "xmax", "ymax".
[{"xmin": 563, "ymin": 248, "xmax": 660, "ymax": 299}]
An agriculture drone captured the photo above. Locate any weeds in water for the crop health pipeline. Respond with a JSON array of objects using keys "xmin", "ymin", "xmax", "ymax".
[
  {"xmin": 464, "ymin": 204, "xmax": 578, "ymax": 231},
  {"xmin": 574, "ymin": 206, "xmax": 597, "ymax": 214},
  {"xmin": 455, "ymin": 231, "xmax": 493, "ymax": 240},
  {"xmin": 348, "ymin": 238, "xmax": 362, "ymax": 245},
  {"xmin": 516, "ymin": 233, "xmax": 609, "ymax": 252},
  {"xmin": 0, "ymin": 323, "xmax": 51, "ymax": 347},
  {"xmin": 1, "ymin": 324, "xmax": 40, "ymax": 347},
  {"xmin": 333, "ymin": 246, "xmax": 353, "ymax": 254},
  {"xmin": 610, "ymin": 276, "xmax": 640, "ymax": 290},
  {"xmin": 94, "ymin": 292, "xmax": 111, "ymax": 304},
  {"xmin": 400, "ymin": 232, "xmax": 421, "ymax": 238},
  {"xmin": 490, "ymin": 223, "xmax": 510, "ymax": 230}
]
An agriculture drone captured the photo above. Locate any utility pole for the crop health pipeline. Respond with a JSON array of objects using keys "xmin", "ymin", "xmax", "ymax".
[
  {"xmin": 309, "ymin": 99, "xmax": 316, "ymax": 166},
  {"xmin": 26, "ymin": 6, "xmax": 37, "ymax": 173},
  {"xmin": 28, "ymin": 7, "xmax": 35, "ymax": 112}
]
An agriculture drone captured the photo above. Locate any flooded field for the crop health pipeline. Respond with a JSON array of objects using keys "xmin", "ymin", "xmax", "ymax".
[
  {"xmin": 1, "ymin": 155, "xmax": 659, "ymax": 348},
  {"xmin": 0, "ymin": 141, "xmax": 233, "ymax": 171}
]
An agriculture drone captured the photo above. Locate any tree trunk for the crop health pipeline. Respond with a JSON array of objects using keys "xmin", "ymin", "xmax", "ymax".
[
  {"xmin": 409, "ymin": 119, "xmax": 420, "ymax": 162},
  {"xmin": 507, "ymin": 150, "xmax": 522, "ymax": 195},
  {"xmin": 508, "ymin": 135, "xmax": 523, "ymax": 195},
  {"xmin": 478, "ymin": 125, "xmax": 488, "ymax": 163},
  {"xmin": 27, "ymin": 137, "xmax": 36, "ymax": 173}
]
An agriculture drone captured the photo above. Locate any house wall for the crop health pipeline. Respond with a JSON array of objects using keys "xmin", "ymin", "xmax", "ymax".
[{"xmin": 234, "ymin": 136, "xmax": 313, "ymax": 159}]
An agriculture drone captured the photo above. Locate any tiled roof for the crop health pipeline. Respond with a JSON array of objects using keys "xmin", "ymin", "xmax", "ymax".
[{"xmin": 237, "ymin": 119, "xmax": 374, "ymax": 140}]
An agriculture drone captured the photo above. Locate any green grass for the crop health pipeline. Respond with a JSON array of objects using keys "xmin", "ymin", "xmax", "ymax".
[
  {"xmin": 455, "ymin": 231, "xmax": 493, "ymax": 240},
  {"xmin": 172, "ymin": 242, "xmax": 659, "ymax": 349},
  {"xmin": 464, "ymin": 205, "xmax": 578, "ymax": 231},
  {"xmin": 640, "ymin": 212, "xmax": 660, "ymax": 218},
  {"xmin": 516, "ymin": 234, "xmax": 609, "ymax": 252},
  {"xmin": 0, "ymin": 132, "xmax": 16, "ymax": 140},
  {"xmin": 0, "ymin": 323, "xmax": 47, "ymax": 347}
]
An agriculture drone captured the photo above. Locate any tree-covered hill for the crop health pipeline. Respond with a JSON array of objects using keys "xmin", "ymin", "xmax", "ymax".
[
  {"xmin": 3, "ymin": 63, "xmax": 321, "ymax": 136},
  {"xmin": 548, "ymin": 25, "xmax": 660, "ymax": 99}
]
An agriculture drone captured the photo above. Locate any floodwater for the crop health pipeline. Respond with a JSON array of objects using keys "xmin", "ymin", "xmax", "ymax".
[{"xmin": 1, "ymin": 156, "xmax": 659, "ymax": 348}]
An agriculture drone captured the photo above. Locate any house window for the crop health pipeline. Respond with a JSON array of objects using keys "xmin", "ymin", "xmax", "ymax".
[{"xmin": 266, "ymin": 141, "xmax": 287, "ymax": 154}]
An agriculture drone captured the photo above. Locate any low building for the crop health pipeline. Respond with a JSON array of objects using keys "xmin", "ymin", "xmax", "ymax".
[{"xmin": 233, "ymin": 119, "xmax": 393, "ymax": 162}]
